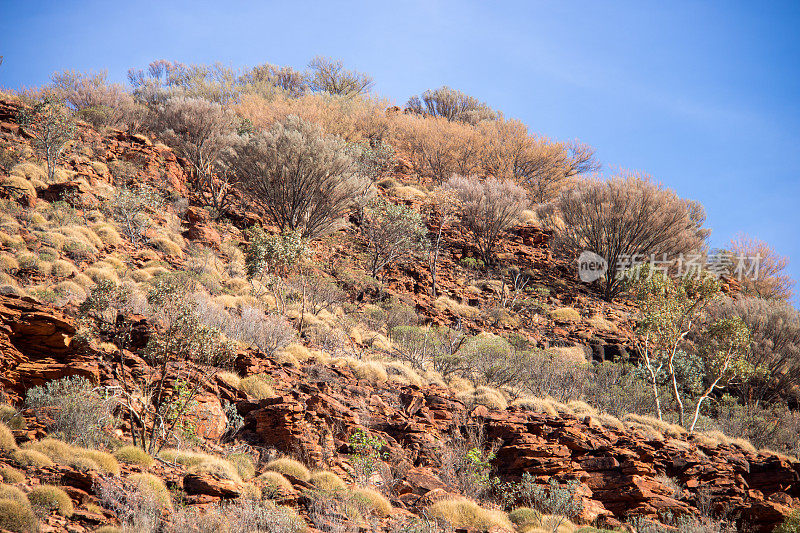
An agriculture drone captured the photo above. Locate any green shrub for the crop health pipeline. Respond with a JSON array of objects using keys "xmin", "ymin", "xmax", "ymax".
[
  {"xmin": 508, "ymin": 507, "xmax": 542, "ymax": 528},
  {"xmin": 309, "ymin": 471, "xmax": 347, "ymax": 492},
  {"xmin": 25, "ymin": 376, "xmax": 115, "ymax": 445},
  {"xmin": 263, "ymin": 458, "xmax": 310, "ymax": 482},
  {"xmin": 113, "ymin": 445, "xmax": 154, "ymax": 468},
  {"xmin": 0, "ymin": 422, "xmax": 17, "ymax": 451},
  {"xmin": 27, "ymin": 485, "xmax": 73, "ymax": 517},
  {"xmin": 128, "ymin": 473, "xmax": 173, "ymax": 510},
  {"xmin": 776, "ymin": 510, "xmax": 800, "ymax": 533}
]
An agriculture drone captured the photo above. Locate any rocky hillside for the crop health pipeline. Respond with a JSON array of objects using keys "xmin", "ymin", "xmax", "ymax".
[
  {"xmin": 0, "ymin": 87, "xmax": 798, "ymax": 533},
  {"xmin": 0, "ymin": 293, "xmax": 798, "ymax": 533}
]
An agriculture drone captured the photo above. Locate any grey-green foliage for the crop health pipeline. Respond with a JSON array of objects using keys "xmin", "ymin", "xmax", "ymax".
[
  {"xmin": 17, "ymin": 95, "xmax": 76, "ymax": 182},
  {"xmin": 361, "ymin": 199, "xmax": 427, "ymax": 277},
  {"xmin": 26, "ymin": 376, "xmax": 116, "ymax": 445},
  {"xmin": 233, "ymin": 116, "xmax": 370, "ymax": 238}
]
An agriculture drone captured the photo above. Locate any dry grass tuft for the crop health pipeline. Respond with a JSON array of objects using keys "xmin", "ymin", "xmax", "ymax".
[
  {"xmin": 427, "ymin": 498, "xmax": 513, "ymax": 531},
  {"xmin": 263, "ymin": 458, "xmax": 310, "ymax": 482}
]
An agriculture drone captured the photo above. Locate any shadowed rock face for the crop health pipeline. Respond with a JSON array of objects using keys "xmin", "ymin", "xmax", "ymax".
[{"xmin": 1, "ymin": 293, "xmax": 796, "ymax": 532}]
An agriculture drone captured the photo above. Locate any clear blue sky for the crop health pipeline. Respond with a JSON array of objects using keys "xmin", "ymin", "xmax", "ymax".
[{"xmin": 1, "ymin": 0, "xmax": 798, "ymax": 298}]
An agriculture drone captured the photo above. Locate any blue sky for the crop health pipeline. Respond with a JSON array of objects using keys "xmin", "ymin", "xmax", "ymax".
[{"xmin": 1, "ymin": 0, "xmax": 798, "ymax": 298}]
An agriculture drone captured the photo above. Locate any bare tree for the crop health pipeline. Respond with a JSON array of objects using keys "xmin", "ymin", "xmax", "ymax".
[
  {"xmin": 151, "ymin": 96, "xmax": 239, "ymax": 216},
  {"xmin": 705, "ymin": 296, "xmax": 800, "ymax": 405},
  {"xmin": 50, "ymin": 69, "xmax": 142, "ymax": 130},
  {"xmin": 729, "ymin": 234, "xmax": 795, "ymax": 301},
  {"xmin": 425, "ymin": 187, "xmax": 459, "ymax": 298},
  {"xmin": 360, "ymin": 199, "xmax": 427, "ymax": 278},
  {"xmin": 307, "ymin": 56, "xmax": 374, "ymax": 97},
  {"xmin": 17, "ymin": 95, "xmax": 75, "ymax": 182},
  {"xmin": 540, "ymin": 172, "xmax": 709, "ymax": 300},
  {"xmin": 445, "ymin": 175, "xmax": 528, "ymax": 265},
  {"xmin": 238, "ymin": 63, "xmax": 308, "ymax": 97},
  {"xmin": 406, "ymin": 86, "xmax": 496, "ymax": 124},
  {"xmin": 233, "ymin": 115, "xmax": 368, "ymax": 238}
]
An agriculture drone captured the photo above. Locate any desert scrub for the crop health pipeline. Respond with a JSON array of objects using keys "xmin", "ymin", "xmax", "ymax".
[
  {"xmin": 0, "ymin": 422, "xmax": 17, "ymax": 451},
  {"xmin": 0, "ymin": 491, "xmax": 37, "ymax": 533},
  {"xmin": 427, "ymin": 498, "xmax": 512, "ymax": 531},
  {"xmin": 10, "ymin": 449, "xmax": 53, "ymax": 468},
  {"xmin": 150, "ymin": 236, "xmax": 183, "ymax": 258},
  {"xmin": 263, "ymin": 458, "xmax": 310, "ymax": 482},
  {"xmin": 348, "ymin": 487, "xmax": 392, "ymax": 517},
  {"xmin": 27, "ymin": 485, "xmax": 73, "ymax": 517},
  {"xmin": 256, "ymin": 471, "xmax": 294, "ymax": 499},
  {"xmin": 128, "ymin": 473, "xmax": 173, "ymax": 510},
  {"xmin": 353, "ymin": 361, "xmax": 388, "ymax": 384},
  {"xmin": 239, "ymin": 374, "xmax": 276, "ymax": 400},
  {"xmin": 50, "ymin": 259, "xmax": 77, "ymax": 277},
  {"xmin": 0, "ymin": 405, "xmax": 24, "ymax": 430},
  {"xmin": 0, "ymin": 253, "xmax": 18, "ymax": 273},
  {"xmin": 0, "ymin": 467, "xmax": 23, "ymax": 484},
  {"xmin": 226, "ymin": 453, "xmax": 256, "ymax": 480},
  {"xmin": 309, "ymin": 471, "xmax": 347, "ymax": 492},
  {"xmin": 549, "ymin": 307, "xmax": 581, "ymax": 323},
  {"xmin": 113, "ymin": 445, "xmax": 154, "ymax": 468},
  {"xmin": 79, "ymin": 449, "xmax": 120, "ymax": 475},
  {"xmin": 508, "ymin": 507, "xmax": 542, "ymax": 529},
  {"xmin": 457, "ymin": 386, "xmax": 508, "ymax": 410}
]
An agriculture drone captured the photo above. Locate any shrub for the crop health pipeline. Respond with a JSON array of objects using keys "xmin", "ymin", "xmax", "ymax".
[
  {"xmin": 227, "ymin": 453, "xmax": 256, "ymax": 480},
  {"xmin": 455, "ymin": 334, "xmax": 526, "ymax": 388},
  {"xmin": 539, "ymin": 172, "xmax": 709, "ymax": 300},
  {"xmin": 0, "ymin": 254, "xmax": 18, "ymax": 273},
  {"xmin": 353, "ymin": 361, "xmax": 388, "ymax": 384},
  {"xmin": 187, "ymin": 457, "xmax": 242, "ymax": 482},
  {"xmin": 80, "ymin": 449, "xmax": 121, "ymax": 475},
  {"xmin": 309, "ymin": 471, "xmax": 347, "ymax": 492},
  {"xmin": 0, "ymin": 497, "xmax": 36, "ymax": 533},
  {"xmin": 113, "ymin": 445, "xmax": 154, "ymax": 468},
  {"xmin": 427, "ymin": 498, "xmax": 512, "ymax": 530},
  {"xmin": 25, "ymin": 376, "xmax": 115, "ymax": 445},
  {"xmin": 0, "ymin": 468, "xmax": 23, "ymax": 484},
  {"xmin": 239, "ymin": 374, "xmax": 276, "ymax": 400},
  {"xmin": 729, "ymin": 234, "xmax": 794, "ymax": 301},
  {"xmin": 508, "ymin": 507, "xmax": 542, "ymax": 528},
  {"xmin": 407, "ymin": 86, "xmax": 496, "ymax": 124},
  {"xmin": 232, "ymin": 115, "xmax": 369, "ymax": 238},
  {"xmin": 149, "ymin": 96, "xmax": 238, "ymax": 214},
  {"xmin": 445, "ymin": 175, "xmax": 527, "ymax": 264},
  {"xmin": 457, "ymin": 387, "xmax": 508, "ymax": 411},
  {"xmin": 16, "ymin": 95, "xmax": 75, "ymax": 183},
  {"xmin": 257, "ymin": 471, "xmax": 294, "ymax": 499},
  {"xmin": 263, "ymin": 458, "xmax": 310, "ymax": 482},
  {"xmin": 348, "ymin": 487, "xmax": 392, "ymax": 517},
  {"xmin": 27, "ymin": 485, "xmax": 73, "ymax": 517},
  {"xmin": 705, "ymin": 296, "xmax": 800, "ymax": 405},
  {"xmin": 385, "ymin": 361, "xmax": 425, "ymax": 387},
  {"xmin": 360, "ymin": 199, "xmax": 427, "ymax": 277},
  {"xmin": 50, "ymin": 259, "xmax": 77, "ymax": 277},
  {"xmin": 512, "ymin": 397, "xmax": 558, "ymax": 417},
  {"xmin": 775, "ymin": 510, "xmax": 800, "ymax": 533},
  {"xmin": 10, "ymin": 450, "xmax": 54, "ymax": 468},
  {"xmin": 127, "ymin": 473, "xmax": 173, "ymax": 510},
  {"xmin": 50, "ymin": 70, "xmax": 140, "ymax": 130},
  {"xmin": 308, "ymin": 56, "xmax": 374, "ymax": 97},
  {"xmin": 549, "ymin": 307, "xmax": 581, "ymax": 324},
  {"xmin": 149, "ymin": 236, "xmax": 183, "ymax": 258},
  {"xmin": 0, "ymin": 422, "xmax": 17, "ymax": 451}
]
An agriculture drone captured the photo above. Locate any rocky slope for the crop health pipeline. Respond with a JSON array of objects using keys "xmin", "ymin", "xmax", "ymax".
[{"xmin": 1, "ymin": 294, "xmax": 798, "ymax": 532}]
